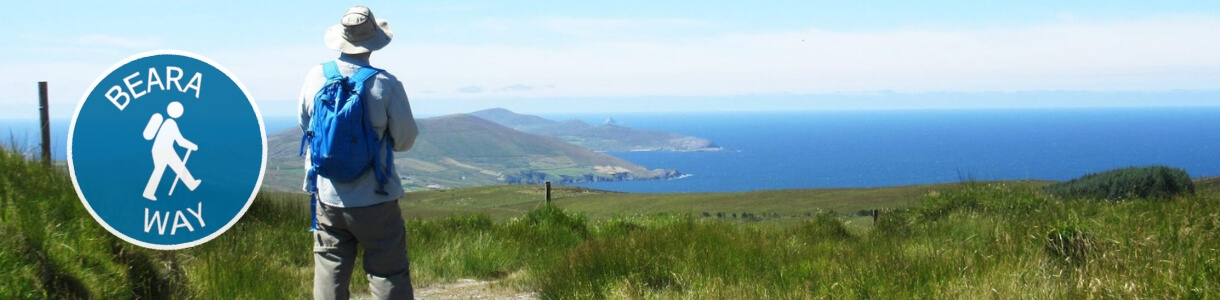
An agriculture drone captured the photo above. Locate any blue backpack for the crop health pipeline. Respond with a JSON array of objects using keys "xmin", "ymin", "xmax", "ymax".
[{"xmin": 300, "ymin": 61, "xmax": 394, "ymax": 232}]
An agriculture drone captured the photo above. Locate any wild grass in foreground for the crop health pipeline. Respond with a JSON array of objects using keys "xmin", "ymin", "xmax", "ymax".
[
  {"xmin": 567, "ymin": 184, "xmax": 1219, "ymax": 299},
  {"xmin": 0, "ymin": 144, "xmax": 314, "ymax": 298},
  {"xmin": 424, "ymin": 183, "xmax": 1220, "ymax": 299},
  {"xmin": 2, "ymin": 144, "xmax": 1218, "ymax": 298}
]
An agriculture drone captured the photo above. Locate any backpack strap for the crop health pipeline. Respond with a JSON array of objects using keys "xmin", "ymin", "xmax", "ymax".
[
  {"xmin": 349, "ymin": 67, "xmax": 381, "ymax": 90},
  {"xmin": 322, "ymin": 61, "xmax": 342, "ymax": 81},
  {"xmin": 309, "ymin": 193, "xmax": 319, "ymax": 232},
  {"xmin": 304, "ymin": 62, "xmax": 345, "ymax": 192},
  {"xmin": 346, "ymin": 66, "xmax": 392, "ymax": 195},
  {"xmin": 377, "ymin": 133, "xmax": 394, "ymax": 195},
  {"xmin": 306, "ymin": 61, "xmax": 347, "ymax": 233},
  {"xmin": 302, "ymin": 61, "xmax": 345, "ymax": 158}
]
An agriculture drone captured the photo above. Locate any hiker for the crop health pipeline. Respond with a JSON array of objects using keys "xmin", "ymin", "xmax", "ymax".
[
  {"xmin": 142, "ymin": 101, "xmax": 200, "ymax": 201},
  {"xmin": 299, "ymin": 6, "xmax": 419, "ymax": 300}
]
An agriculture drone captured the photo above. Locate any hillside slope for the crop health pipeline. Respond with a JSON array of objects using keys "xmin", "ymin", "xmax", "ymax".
[
  {"xmin": 7, "ymin": 143, "xmax": 1217, "ymax": 299},
  {"xmin": 394, "ymin": 180, "xmax": 1055, "ymax": 221},
  {"xmin": 470, "ymin": 108, "xmax": 721, "ymax": 152},
  {"xmin": 266, "ymin": 114, "xmax": 680, "ymax": 191}
]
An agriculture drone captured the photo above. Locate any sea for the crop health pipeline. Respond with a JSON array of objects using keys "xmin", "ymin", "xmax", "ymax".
[
  {"xmin": 546, "ymin": 108, "xmax": 1220, "ymax": 193},
  {"xmin": 5, "ymin": 107, "xmax": 1220, "ymax": 194}
]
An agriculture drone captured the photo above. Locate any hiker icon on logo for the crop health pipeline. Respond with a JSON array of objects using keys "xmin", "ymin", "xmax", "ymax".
[
  {"xmin": 71, "ymin": 50, "xmax": 265, "ymax": 250},
  {"xmin": 142, "ymin": 101, "xmax": 202, "ymax": 201}
]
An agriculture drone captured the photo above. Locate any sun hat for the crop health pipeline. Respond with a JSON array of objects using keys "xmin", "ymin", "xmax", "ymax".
[{"xmin": 324, "ymin": 6, "xmax": 394, "ymax": 54}]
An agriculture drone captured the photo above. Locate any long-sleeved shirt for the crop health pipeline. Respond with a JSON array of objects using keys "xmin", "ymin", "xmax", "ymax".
[{"xmin": 298, "ymin": 53, "xmax": 418, "ymax": 208}]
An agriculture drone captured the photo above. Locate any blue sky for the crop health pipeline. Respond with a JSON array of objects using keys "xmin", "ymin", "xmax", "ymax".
[{"xmin": 2, "ymin": 1, "xmax": 1219, "ymax": 119}]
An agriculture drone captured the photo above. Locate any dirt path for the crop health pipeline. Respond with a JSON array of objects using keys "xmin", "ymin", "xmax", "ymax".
[{"xmin": 415, "ymin": 279, "xmax": 537, "ymax": 300}]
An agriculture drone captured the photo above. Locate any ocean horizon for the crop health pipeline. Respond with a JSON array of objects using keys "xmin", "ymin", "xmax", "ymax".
[
  {"xmin": 4, "ymin": 107, "xmax": 1219, "ymax": 194},
  {"xmin": 546, "ymin": 107, "xmax": 1220, "ymax": 193}
]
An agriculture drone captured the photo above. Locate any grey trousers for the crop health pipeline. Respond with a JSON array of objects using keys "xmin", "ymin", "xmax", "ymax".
[{"xmin": 314, "ymin": 199, "xmax": 414, "ymax": 300}]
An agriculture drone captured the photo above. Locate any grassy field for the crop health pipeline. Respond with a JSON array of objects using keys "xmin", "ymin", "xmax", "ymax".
[
  {"xmin": 2, "ymin": 145, "xmax": 1218, "ymax": 299},
  {"xmin": 399, "ymin": 184, "xmax": 941, "ymax": 220}
]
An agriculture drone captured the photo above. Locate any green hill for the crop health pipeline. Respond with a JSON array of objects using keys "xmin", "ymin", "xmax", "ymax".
[
  {"xmin": 470, "ymin": 108, "xmax": 721, "ymax": 152},
  {"xmin": 4, "ymin": 144, "xmax": 1218, "ymax": 298},
  {"xmin": 396, "ymin": 181, "xmax": 1052, "ymax": 223},
  {"xmin": 265, "ymin": 114, "xmax": 680, "ymax": 191}
]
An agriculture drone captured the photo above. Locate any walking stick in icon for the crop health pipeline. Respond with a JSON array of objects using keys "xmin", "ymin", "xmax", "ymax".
[{"xmin": 169, "ymin": 149, "xmax": 193, "ymax": 196}]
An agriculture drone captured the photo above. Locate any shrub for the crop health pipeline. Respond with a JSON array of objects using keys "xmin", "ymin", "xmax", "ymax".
[
  {"xmin": 504, "ymin": 205, "xmax": 588, "ymax": 252},
  {"xmin": 1044, "ymin": 165, "xmax": 1195, "ymax": 201},
  {"xmin": 872, "ymin": 208, "xmax": 913, "ymax": 237}
]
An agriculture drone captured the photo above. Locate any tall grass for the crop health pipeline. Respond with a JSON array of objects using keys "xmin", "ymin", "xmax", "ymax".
[
  {"xmin": 536, "ymin": 183, "xmax": 1220, "ymax": 299},
  {"xmin": 0, "ymin": 144, "xmax": 188, "ymax": 298},
  {"xmin": 3, "ymin": 143, "xmax": 1218, "ymax": 298},
  {"xmin": 0, "ymin": 144, "xmax": 319, "ymax": 298}
]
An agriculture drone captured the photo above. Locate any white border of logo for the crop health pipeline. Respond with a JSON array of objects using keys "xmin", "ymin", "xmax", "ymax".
[{"xmin": 68, "ymin": 49, "xmax": 267, "ymax": 250}]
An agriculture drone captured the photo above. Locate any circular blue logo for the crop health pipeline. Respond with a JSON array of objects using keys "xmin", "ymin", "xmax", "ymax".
[{"xmin": 69, "ymin": 50, "xmax": 266, "ymax": 250}]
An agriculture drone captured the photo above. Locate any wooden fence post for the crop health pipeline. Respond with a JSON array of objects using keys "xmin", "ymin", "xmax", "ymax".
[
  {"xmin": 39, "ymin": 81, "xmax": 51, "ymax": 167},
  {"xmin": 545, "ymin": 181, "xmax": 552, "ymax": 204},
  {"xmin": 872, "ymin": 209, "xmax": 879, "ymax": 225}
]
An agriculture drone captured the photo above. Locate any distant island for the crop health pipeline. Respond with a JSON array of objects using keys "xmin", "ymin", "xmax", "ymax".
[
  {"xmin": 264, "ymin": 112, "xmax": 685, "ymax": 191},
  {"xmin": 470, "ymin": 108, "xmax": 722, "ymax": 152}
]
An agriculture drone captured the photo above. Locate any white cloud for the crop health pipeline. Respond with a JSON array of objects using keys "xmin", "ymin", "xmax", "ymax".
[
  {"xmin": 457, "ymin": 86, "xmax": 484, "ymax": 93},
  {"xmin": 500, "ymin": 84, "xmax": 550, "ymax": 92},
  {"xmin": 23, "ymin": 34, "xmax": 164, "ymax": 54},
  {"xmin": 415, "ymin": 4, "xmax": 497, "ymax": 13},
  {"xmin": 3, "ymin": 16, "xmax": 1219, "ymax": 119},
  {"xmin": 74, "ymin": 34, "xmax": 164, "ymax": 49},
  {"xmin": 382, "ymin": 15, "xmax": 1220, "ymax": 99},
  {"xmin": 542, "ymin": 17, "xmax": 714, "ymax": 38},
  {"xmin": 500, "ymin": 84, "xmax": 531, "ymax": 92},
  {"xmin": 0, "ymin": 60, "xmax": 119, "ymax": 120}
]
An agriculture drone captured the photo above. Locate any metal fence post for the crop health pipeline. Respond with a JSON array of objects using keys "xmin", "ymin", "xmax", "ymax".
[{"xmin": 39, "ymin": 81, "xmax": 51, "ymax": 167}]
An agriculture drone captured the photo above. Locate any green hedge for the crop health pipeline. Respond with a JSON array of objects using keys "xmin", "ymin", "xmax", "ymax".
[{"xmin": 1044, "ymin": 165, "xmax": 1195, "ymax": 200}]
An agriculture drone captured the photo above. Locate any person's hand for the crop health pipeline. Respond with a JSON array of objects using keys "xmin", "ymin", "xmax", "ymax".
[{"xmin": 186, "ymin": 144, "xmax": 199, "ymax": 152}]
